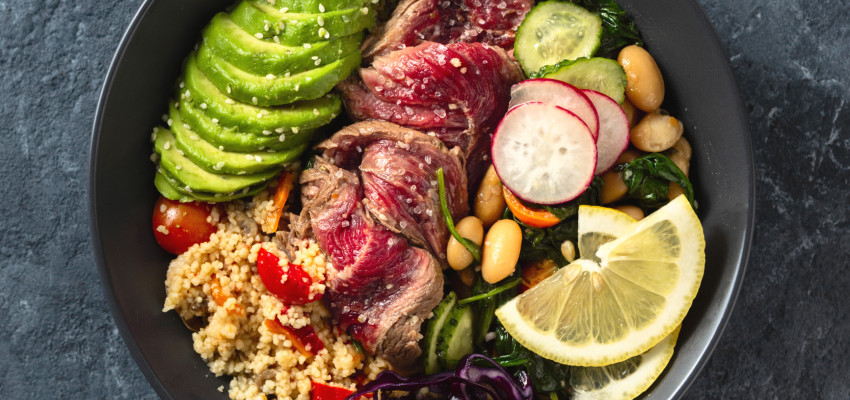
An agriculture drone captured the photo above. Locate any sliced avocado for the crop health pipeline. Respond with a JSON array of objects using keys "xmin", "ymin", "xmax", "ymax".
[
  {"xmin": 252, "ymin": 0, "xmax": 361, "ymax": 14},
  {"xmin": 153, "ymin": 127, "xmax": 281, "ymax": 193},
  {"xmin": 178, "ymin": 97, "xmax": 313, "ymax": 152},
  {"xmin": 182, "ymin": 54, "xmax": 341, "ymax": 134},
  {"xmin": 202, "ymin": 13, "xmax": 362, "ymax": 76},
  {"xmin": 196, "ymin": 44, "xmax": 360, "ymax": 106},
  {"xmin": 169, "ymin": 104, "xmax": 306, "ymax": 174},
  {"xmin": 155, "ymin": 170, "xmax": 270, "ymax": 203},
  {"xmin": 229, "ymin": 0, "xmax": 374, "ymax": 46}
]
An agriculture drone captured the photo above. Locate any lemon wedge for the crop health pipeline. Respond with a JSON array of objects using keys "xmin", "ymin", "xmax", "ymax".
[
  {"xmin": 570, "ymin": 327, "xmax": 680, "ymax": 400},
  {"xmin": 495, "ymin": 195, "xmax": 704, "ymax": 366}
]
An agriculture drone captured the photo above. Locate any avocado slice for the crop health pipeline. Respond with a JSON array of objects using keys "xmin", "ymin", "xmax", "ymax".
[
  {"xmin": 182, "ymin": 54, "xmax": 341, "ymax": 134},
  {"xmin": 169, "ymin": 104, "xmax": 306, "ymax": 174},
  {"xmin": 229, "ymin": 0, "xmax": 374, "ymax": 46},
  {"xmin": 178, "ymin": 97, "xmax": 314, "ymax": 152},
  {"xmin": 202, "ymin": 13, "xmax": 362, "ymax": 76},
  {"xmin": 253, "ymin": 0, "xmax": 363, "ymax": 14},
  {"xmin": 153, "ymin": 127, "xmax": 281, "ymax": 193},
  {"xmin": 196, "ymin": 44, "xmax": 360, "ymax": 106},
  {"xmin": 155, "ymin": 170, "xmax": 270, "ymax": 203}
]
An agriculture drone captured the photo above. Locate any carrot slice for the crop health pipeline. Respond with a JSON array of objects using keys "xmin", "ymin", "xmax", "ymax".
[
  {"xmin": 262, "ymin": 171, "xmax": 295, "ymax": 234},
  {"xmin": 210, "ymin": 276, "xmax": 245, "ymax": 316},
  {"xmin": 503, "ymin": 187, "xmax": 561, "ymax": 228}
]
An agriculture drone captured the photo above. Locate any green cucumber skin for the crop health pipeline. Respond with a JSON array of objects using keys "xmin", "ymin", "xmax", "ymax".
[
  {"xmin": 169, "ymin": 105, "xmax": 305, "ymax": 175},
  {"xmin": 154, "ymin": 127, "xmax": 281, "ymax": 193},
  {"xmin": 182, "ymin": 54, "xmax": 342, "ymax": 134},
  {"xmin": 514, "ymin": 1, "xmax": 603, "ymax": 76},
  {"xmin": 434, "ymin": 303, "xmax": 474, "ymax": 370},
  {"xmin": 202, "ymin": 13, "xmax": 363, "ymax": 76},
  {"xmin": 424, "ymin": 292, "xmax": 458, "ymax": 375},
  {"xmin": 534, "ymin": 57, "xmax": 627, "ymax": 104},
  {"xmin": 196, "ymin": 45, "xmax": 360, "ymax": 106},
  {"xmin": 229, "ymin": 0, "xmax": 374, "ymax": 46}
]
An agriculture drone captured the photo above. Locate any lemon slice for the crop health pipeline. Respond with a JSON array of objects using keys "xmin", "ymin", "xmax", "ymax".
[
  {"xmin": 570, "ymin": 327, "xmax": 680, "ymax": 400},
  {"xmin": 577, "ymin": 205, "xmax": 638, "ymax": 261},
  {"xmin": 496, "ymin": 195, "xmax": 704, "ymax": 366}
]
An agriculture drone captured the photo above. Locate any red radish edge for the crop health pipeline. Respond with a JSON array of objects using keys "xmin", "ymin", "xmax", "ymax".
[
  {"xmin": 582, "ymin": 90, "xmax": 631, "ymax": 174},
  {"xmin": 491, "ymin": 102, "xmax": 597, "ymax": 205},
  {"xmin": 509, "ymin": 78, "xmax": 599, "ymax": 141}
]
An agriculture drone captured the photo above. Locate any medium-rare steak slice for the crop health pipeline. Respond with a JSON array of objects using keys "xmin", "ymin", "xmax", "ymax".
[
  {"xmin": 299, "ymin": 157, "xmax": 443, "ymax": 370},
  {"xmin": 317, "ymin": 121, "xmax": 467, "ymax": 260},
  {"xmin": 339, "ymin": 42, "xmax": 522, "ymax": 186},
  {"xmin": 362, "ymin": 0, "xmax": 532, "ymax": 60}
]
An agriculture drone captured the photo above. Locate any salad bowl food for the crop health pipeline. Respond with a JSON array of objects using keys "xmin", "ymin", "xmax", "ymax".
[{"xmin": 90, "ymin": 0, "xmax": 753, "ymax": 398}]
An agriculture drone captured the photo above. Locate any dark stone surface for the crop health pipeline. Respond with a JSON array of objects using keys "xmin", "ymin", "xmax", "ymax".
[{"xmin": 0, "ymin": 0, "xmax": 847, "ymax": 399}]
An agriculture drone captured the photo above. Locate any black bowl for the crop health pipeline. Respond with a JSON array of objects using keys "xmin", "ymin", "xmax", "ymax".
[{"xmin": 89, "ymin": 0, "xmax": 754, "ymax": 398}]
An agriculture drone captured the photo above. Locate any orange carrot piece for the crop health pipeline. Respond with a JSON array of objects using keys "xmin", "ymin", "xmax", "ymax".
[{"xmin": 262, "ymin": 171, "xmax": 295, "ymax": 234}]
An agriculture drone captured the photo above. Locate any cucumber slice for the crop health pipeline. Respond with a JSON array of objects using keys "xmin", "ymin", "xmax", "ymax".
[
  {"xmin": 514, "ymin": 1, "xmax": 602, "ymax": 76},
  {"xmin": 436, "ymin": 302, "xmax": 475, "ymax": 369},
  {"xmin": 533, "ymin": 57, "xmax": 627, "ymax": 104},
  {"xmin": 424, "ymin": 292, "xmax": 458, "ymax": 375},
  {"xmin": 202, "ymin": 13, "xmax": 363, "ymax": 76}
]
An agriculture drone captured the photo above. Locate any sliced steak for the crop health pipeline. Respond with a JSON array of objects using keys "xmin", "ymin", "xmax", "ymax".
[
  {"xmin": 363, "ymin": 0, "xmax": 533, "ymax": 60},
  {"xmin": 340, "ymin": 42, "xmax": 522, "ymax": 186},
  {"xmin": 299, "ymin": 158, "xmax": 443, "ymax": 370},
  {"xmin": 318, "ymin": 121, "xmax": 467, "ymax": 260}
]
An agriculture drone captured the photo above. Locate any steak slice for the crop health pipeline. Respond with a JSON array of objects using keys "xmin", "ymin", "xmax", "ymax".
[
  {"xmin": 339, "ymin": 42, "xmax": 522, "ymax": 186},
  {"xmin": 362, "ymin": 0, "xmax": 533, "ymax": 60},
  {"xmin": 318, "ymin": 121, "xmax": 467, "ymax": 260},
  {"xmin": 299, "ymin": 158, "xmax": 443, "ymax": 370}
]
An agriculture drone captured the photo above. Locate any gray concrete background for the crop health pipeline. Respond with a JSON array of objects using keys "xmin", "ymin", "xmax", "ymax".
[{"xmin": 1, "ymin": 0, "xmax": 848, "ymax": 398}]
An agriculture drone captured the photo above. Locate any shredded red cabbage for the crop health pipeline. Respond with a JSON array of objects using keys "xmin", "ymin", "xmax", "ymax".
[{"xmin": 345, "ymin": 354, "xmax": 534, "ymax": 400}]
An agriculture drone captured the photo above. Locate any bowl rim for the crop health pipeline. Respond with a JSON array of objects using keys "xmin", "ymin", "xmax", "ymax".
[
  {"xmin": 88, "ymin": 0, "xmax": 755, "ymax": 398},
  {"xmin": 89, "ymin": 0, "xmax": 174, "ymax": 398}
]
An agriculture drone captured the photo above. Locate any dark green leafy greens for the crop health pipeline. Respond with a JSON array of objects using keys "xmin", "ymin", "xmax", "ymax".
[
  {"xmin": 437, "ymin": 167, "xmax": 481, "ymax": 262},
  {"xmin": 570, "ymin": 0, "xmax": 643, "ymax": 58},
  {"xmin": 513, "ymin": 178, "xmax": 602, "ymax": 265},
  {"xmin": 618, "ymin": 153, "xmax": 695, "ymax": 210}
]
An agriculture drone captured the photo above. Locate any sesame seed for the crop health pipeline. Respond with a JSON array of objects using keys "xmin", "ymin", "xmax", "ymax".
[
  {"xmin": 156, "ymin": 225, "xmax": 169, "ymax": 235},
  {"xmin": 275, "ymin": 128, "xmax": 284, "ymax": 134},
  {"xmin": 226, "ymin": 85, "xmax": 232, "ymax": 94},
  {"xmin": 263, "ymin": 130, "xmax": 272, "ymax": 135},
  {"xmin": 190, "ymin": 134, "xmax": 199, "ymax": 140},
  {"xmin": 219, "ymin": 146, "xmax": 224, "ymax": 150},
  {"xmin": 279, "ymin": 134, "xmax": 286, "ymax": 142},
  {"xmin": 254, "ymin": 32, "xmax": 264, "ymax": 39},
  {"xmin": 245, "ymin": 154, "xmax": 254, "ymax": 160},
  {"xmin": 254, "ymin": 155, "xmax": 262, "ymax": 162},
  {"xmin": 225, "ymin": 98, "xmax": 235, "ymax": 104},
  {"xmin": 252, "ymin": 97, "xmax": 259, "ymax": 105},
  {"xmin": 211, "ymin": 118, "xmax": 219, "ymax": 124},
  {"xmin": 279, "ymin": 6, "xmax": 288, "ymax": 12},
  {"xmin": 213, "ymin": 162, "xmax": 224, "ymax": 170},
  {"xmin": 294, "ymin": 84, "xmax": 300, "ymax": 91},
  {"xmin": 163, "ymin": 141, "xmax": 171, "ymax": 150},
  {"xmin": 200, "ymin": 103, "xmax": 208, "ymax": 109},
  {"xmin": 273, "ymin": 35, "xmax": 280, "ymax": 44},
  {"xmin": 317, "ymin": 16, "xmax": 324, "ymax": 26},
  {"xmin": 303, "ymin": 43, "xmax": 312, "ymax": 48},
  {"xmin": 318, "ymin": 3, "xmax": 325, "ymax": 12},
  {"xmin": 313, "ymin": 108, "xmax": 320, "ymax": 115},
  {"xmin": 175, "ymin": 165, "xmax": 182, "ymax": 171},
  {"xmin": 360, "ymin": 7, "xmax": 369, "ymax": 14},
  {"xmin": 266, "ymin": 74, "xmax": 275, "ymax": 80},
  {"xmin": 278, "ymin": 21, "xmax": 285, "ymax": 30},
  {"xmin": 314, "ymin": 58, "xmax": 321, "ymax": 66},
  {"xmin": 166, "ymin": 118, "xmax": 173, "ymax": 127},
  {"xmin": 257, "ymin": 112, "xmax": 263, "ymax": 118},
  {"xmin": 292, "ymin": 127, "xmax": 299, "ymax": 133}
]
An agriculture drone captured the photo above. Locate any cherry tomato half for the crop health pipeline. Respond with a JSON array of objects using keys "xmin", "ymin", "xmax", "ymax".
[
  {"xmin": 257, "ymin": 247, "xmax": 320, "ymax": 305},
  {"xmin": 152, "ymin": 196, "xmax": 217, "ymax": 255}
]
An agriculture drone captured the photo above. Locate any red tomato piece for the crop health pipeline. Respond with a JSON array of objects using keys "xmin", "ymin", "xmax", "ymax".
[
  {"xmin": 311, "ymin": 381, "xmax": 358, "ymax": 400},
  {"xmin": 257, "ymin": 247, "xmax": 320, "ymax": 305},
  {"xmin": 152, "ymin": 196, "xmax": 217, "ymax": 254}
]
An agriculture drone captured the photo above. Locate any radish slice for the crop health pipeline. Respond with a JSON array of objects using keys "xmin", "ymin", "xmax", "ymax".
[
  {"xmin": 582, "ymin": 90, "xmax": 630, "ymax": 174},
  {"xmin": 509, "ymin": 78, "xmax": 599, "ymax": 140},
  {"xmin": 491, "ymin": 102, "xmax": 597, "ymax": 205}
]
